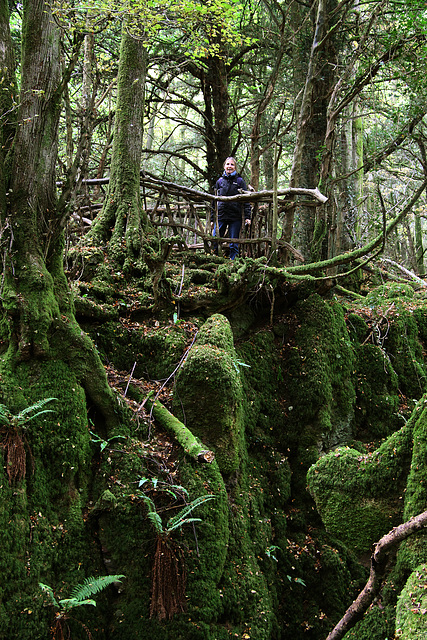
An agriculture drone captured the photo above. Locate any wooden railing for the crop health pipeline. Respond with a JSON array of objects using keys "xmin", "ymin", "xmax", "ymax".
[{"xmin": 72, "ymin": 172, "xmax": 327, "ymax": 260}]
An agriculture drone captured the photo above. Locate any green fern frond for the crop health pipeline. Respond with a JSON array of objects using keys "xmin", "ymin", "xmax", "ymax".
[
  {"xmin": 147, "ymin": 510, "xmax": 164, "ymax": 534},
  {"xmin": 39, "ymin": 582, "xmax": 59, "ymax": 607},
  {"xmin": 166, "ymin": 494, "xmax": 215, "ymax": 532},
  {"xmin": 0, "ymin": 405, "xmax": 13, "ymax": 426},
  {"xmin": 17, "ymin": 398, "xmax": 57, "ymax": 425},
  {"xmin": 59, "ymin": 597, "xmax": 97, "ymax": 611},
  {"xmin": 69, "ymin": 574, "xmax": 125, "ymax": 603}
]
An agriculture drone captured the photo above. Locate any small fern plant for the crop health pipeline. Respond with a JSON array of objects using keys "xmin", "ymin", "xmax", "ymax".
[
  {"xmin": 0, "ymin": 397, "xmax": 57, "ymax": 429},
  {"xmin": 141, "ymin": 491, "xmax": 215, "ymax": 620},
  {"xmin": 142, "ymin": 492, "xmax": 215, "ymax": 536},
  {"xmin": 40, "ymin": 574, "xmax": 125, "ymax": 639},
  {"xmin": 0, "ymin": 397, "xmax": 57, "ymax": 484}
]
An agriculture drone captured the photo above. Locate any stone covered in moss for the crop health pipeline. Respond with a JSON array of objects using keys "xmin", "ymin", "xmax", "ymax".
[
  {"xmin": 365, "ymin": 283, "xmax": 415, "ymax": 305},
  {"xmin": 354, "ymin": 343, "xmax": 400, "ymax": 438},
  {"xmin": 396, "ymin": 564, "xmax": 427, "ymax": 639},
  {"xmin": 384, "ymin": 309, "xmax": 426, "ymax": 399},
  {"xmin": 0, "ymin": 359, "xmax": 103, "ymax": 638},
  {"xmin": 307, "ymin": 423, "xmax": 413, "ymax": 556},
  {"xmin": 284, "ymin": 294, "xmax": 356, "ymax": 453},
  {"xmin": 173, "ymin": 314, "xmax": 244, "ymax": 474},
  {"xmin": 85, "ymin": 319, "xmax": 189, "ymax": 381}
]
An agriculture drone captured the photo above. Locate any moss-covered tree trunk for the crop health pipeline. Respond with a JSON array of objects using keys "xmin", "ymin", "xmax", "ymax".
[
  {"xmin": 88, "ymin": 23, "xmax": 148, "ymax": 268},
  {"xmin": 0, "ymin": 1, "xmax": 123, "ymax": 635},
  {"xmin": 284, "ymin": 0, "xmax": 337, "ymax": 263}
]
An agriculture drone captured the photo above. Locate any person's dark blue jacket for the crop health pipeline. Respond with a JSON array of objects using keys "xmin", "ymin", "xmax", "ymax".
[{"xmin": 213, "ymin": 171, "xmax": 251, "ymax": 221}]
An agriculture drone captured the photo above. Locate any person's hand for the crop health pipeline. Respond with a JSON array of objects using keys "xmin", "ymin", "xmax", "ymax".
[{"xmin": 245, "ymin": 219, "xmax": 251, "ymax": 225}]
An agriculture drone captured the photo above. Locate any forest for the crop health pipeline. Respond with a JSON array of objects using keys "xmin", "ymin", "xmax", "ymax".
[{"xmin": 1, "ymin": 0, "xmax": 427, "ymax": 638}]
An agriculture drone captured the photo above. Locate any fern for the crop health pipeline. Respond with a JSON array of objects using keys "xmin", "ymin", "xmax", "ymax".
[
  {"xmin": 0, "ymin": 405, "xmax": 13, "ymax": 426},
  {"xmin": 0, "ymin": 398, "xmax": 57, "ymax": 429},
  {"xmin": 166, "ymin": 494, "xmax": 215, "ymax": 532},
  {"xmin": 69, "ymin": 575, "xmax": 125, "ymax": 603},
  {"xmin": 39, "ymin": 582, "xmax": 59, "ymax": 608},
  {"xmin": 16, "ymin": 397, "xmax": 57, "ymax": 422}
]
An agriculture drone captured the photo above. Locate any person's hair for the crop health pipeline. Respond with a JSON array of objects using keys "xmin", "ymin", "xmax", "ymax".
[{"xmin": 223, "ymin": 157, "xmax": 237, "ymax": 170}]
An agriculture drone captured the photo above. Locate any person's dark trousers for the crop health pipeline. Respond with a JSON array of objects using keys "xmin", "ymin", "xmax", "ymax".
[{"xmin": 213, "ymin": 219, "xmax": 242, "ymax": 260}]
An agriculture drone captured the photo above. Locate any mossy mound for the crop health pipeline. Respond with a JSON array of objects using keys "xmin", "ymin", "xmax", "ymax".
[
  {"xmin": 173, "ymin": 315, "xmax": 244, "ymax": 474},
  {"xmin": 353, "ymin": 343, "xmax": 400, "ymax": 438},
  {"xmin": 343, "ymin": 603, "xmax": 396, "ymax": 640},
  {"xmin": 85, "ymin": 319, "xmax": 190, "ymax": 380},
  {"xmin": 307, "ymin": 422, "xmax": 413, "ymax": 556},
  {"xmin": 396, "ymin": 564, "xmax": 427, "ymax": 639},
  {"xmin": 283, "ymin": 294, "xmax": 356, "ymax": 481},
  {"xmin": 384, "ymin": 310, "xmax": 427, "ymax": 398},
  {"xmin": 365, "ymin": 283, "xmax": 415, "ymax": 305}
]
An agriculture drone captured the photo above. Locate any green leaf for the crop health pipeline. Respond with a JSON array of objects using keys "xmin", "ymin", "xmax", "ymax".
[
  {"xmin": 147, "ymin": 510, "xmax": 163, "ymax": 534},
  {"xmin": 69, "ymin": 575, "xmax": 125, "ymax": 603}
]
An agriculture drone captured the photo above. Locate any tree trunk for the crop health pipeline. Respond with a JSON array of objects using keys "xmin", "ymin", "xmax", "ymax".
[
  {"xmin": 201, "ymin": 55, "xmax": 231, "ymax": 189},
  {"xmin": 0, "ymin": 3, "xmax": 123, "ymax": 632},
  {"xmin": 283, "ymin": 0, "xmax": 335, "ymax": 261},
  {"xmin": 89, "ymin": 22, "xmax": 148, "ymax": 266}
]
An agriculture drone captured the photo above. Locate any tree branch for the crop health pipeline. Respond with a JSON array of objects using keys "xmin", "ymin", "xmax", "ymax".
[{"xmin": 326, "ymin": 510, "xmax": 427, "ymax": 640}]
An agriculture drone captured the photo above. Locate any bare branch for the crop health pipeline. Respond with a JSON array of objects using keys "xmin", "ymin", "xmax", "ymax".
[{"xmin": 326, "ymin": 511, "xmax": 427, "ymax": 640}]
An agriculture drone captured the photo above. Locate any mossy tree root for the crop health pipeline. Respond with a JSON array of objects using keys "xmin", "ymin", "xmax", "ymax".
[
  {"xmin": 326, "ymin": 510, "xmax": 427, "ymax": 640},
  {"xmin": 144, "ymin": 394, "xmax": 215, "ymax": 463}
]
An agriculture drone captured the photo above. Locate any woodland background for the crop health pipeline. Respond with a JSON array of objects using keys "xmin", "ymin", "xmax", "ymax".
[{"xmin": 2, "ymin": 0, "xmax": 427, "ymax": 639}]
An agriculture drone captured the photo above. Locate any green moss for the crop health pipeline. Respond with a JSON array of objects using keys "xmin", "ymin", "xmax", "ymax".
[
  {"xmin": 384, "ymin": 310, "xmax": 426, "ymax": 398},
  {"xmin": 0, "ymin": 358, "xmax": 103, "ymax": 639},
  {"xmin": 196, "ymin": 313, "xmax": 235, "ymax": 351},
  {"xmin": 343, "ymin": 603, "xmax": 396, "ymax": 640},
  {"xmin": 307, "ymin": 422, "xmax": 413, "ymax": 556},
  {"xmin": 396, "ymin": 564, "xmax": 427, "ymax": 638},
  {"xmin": 346, "ymin": 313, "xmax": 369, "ymax": 344},
  {"xmin": 285, "ymin": 295, "xmax": 355, "ymax": 448},
  {"xmin": 365, "ymin": 283, "xmax": 415, "ymax": 305},
  {"xmin": 174, "ymin": 315, "xmax": 244, "ymax": 474},
  {"xmin": 354, "ymin": 343, "xmax": 400, "ymax": 438},
  {"xmin": 404, "ymin": 401, "xmax": 427, "ymax": 518},
  {"xmin": 86, "ymin": 319, "xmax": 188, "ymax": 381}
]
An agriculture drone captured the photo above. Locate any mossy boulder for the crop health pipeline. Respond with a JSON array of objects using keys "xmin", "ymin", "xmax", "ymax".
[
  {"xmin": 307, "ymin": 423, "xmax": 413, "ymax": 556},
  {"xmin": 396, "ymin": 564, "xmax": 427, "ymax": 639},
  {"xmin": 365, "ymin": 283, "xmax": 415, "ymax": 305},
  {"xmin": 384, "ymin": 310, "xmax": 427, "ymax": 398},
  {"xmin": 174, "ymin": 314, "xmax": 244, "ymax": 474},
  {"xmin": 284, "ymin": 294, "xmax": 356, "ymax": 453},
  {"xmin": 354, "ymin": 343, "xmax": 400, "ymax": 438},
  {"xmin": 85, "ymin": 319, "xmax": 189, "ymax": 380}
]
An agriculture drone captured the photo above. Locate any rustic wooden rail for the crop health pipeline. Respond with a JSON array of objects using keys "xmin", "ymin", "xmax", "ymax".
[{"xmin": 70, "ymin": 172, "xmax": 327, "ymax": 260}]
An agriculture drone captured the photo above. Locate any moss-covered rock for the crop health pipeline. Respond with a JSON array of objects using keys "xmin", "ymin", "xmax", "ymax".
[
  {"xmin": 396, "ymin": 564, "xmax": 427, "ymax": 639},
  {"xmin": 173, "ymin": 314, "xmax": 244, "ymax": 474},
  {"xmin": 353, "ymin": 343, "xmax": 400, "ymax": 438},
  {"xmin": 85, "ymin": 319, "xmax": 189, "ymax": 381},
  {"xmin": 307, "ymin": 422, "xmax": 413, "ymax": 556},
  {"xmin": 365, "ymin": 283, "xmax": 415, "ymax": 305},
  {"xmin": 284, "ymin": 294, "xmax": 356, "ymax": 452}
]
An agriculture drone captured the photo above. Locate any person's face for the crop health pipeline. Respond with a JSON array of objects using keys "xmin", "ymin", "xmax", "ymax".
[{"xmin": 224, "ymin": 159, "xmax": 236, "ymax": 174}]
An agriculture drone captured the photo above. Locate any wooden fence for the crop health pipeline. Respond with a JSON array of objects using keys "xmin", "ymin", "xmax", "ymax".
[{"xmin": 73, "ymin": 173, "xmax": 327, "ymax": 260}]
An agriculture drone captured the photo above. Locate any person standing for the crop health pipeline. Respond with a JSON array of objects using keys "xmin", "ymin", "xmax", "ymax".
[{"xmin": 212, "ymin": 157, "xmax": 251, "ymax": 260}]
